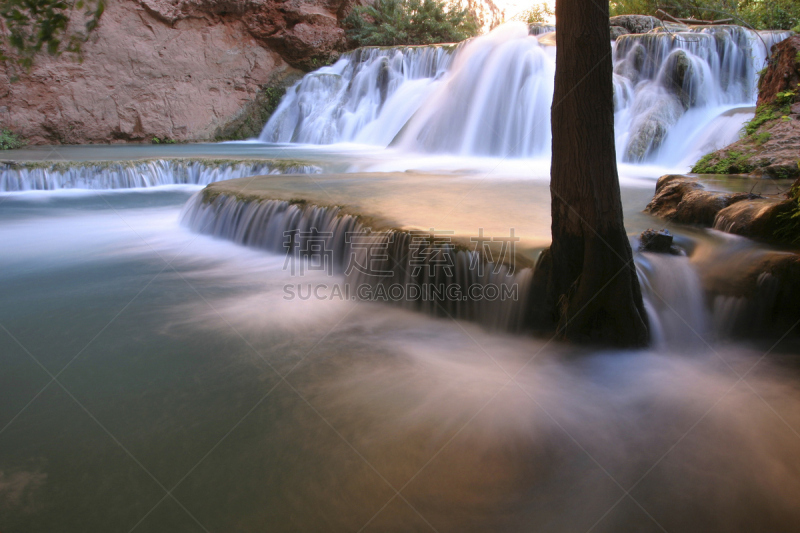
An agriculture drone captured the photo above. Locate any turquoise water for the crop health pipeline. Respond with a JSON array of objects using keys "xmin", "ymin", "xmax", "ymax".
[{"xmin": 1, "ymin": 146, "xmax": 799, "ymax": 532}]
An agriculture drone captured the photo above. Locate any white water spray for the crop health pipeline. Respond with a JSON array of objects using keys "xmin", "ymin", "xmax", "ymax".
[{"xmin": 262, "ymin": 23, "xmax": 791, "ymax": 167}]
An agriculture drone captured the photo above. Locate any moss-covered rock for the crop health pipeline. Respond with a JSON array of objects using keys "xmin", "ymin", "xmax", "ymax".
[{"xmin": 214, "ymin": 84, "xmax": 293, "ymax": 141}]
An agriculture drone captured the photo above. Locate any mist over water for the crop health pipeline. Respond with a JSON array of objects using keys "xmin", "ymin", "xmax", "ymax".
[{"xmin": 1, "ymin": 192, "xmax": 799, "ymax": 531}]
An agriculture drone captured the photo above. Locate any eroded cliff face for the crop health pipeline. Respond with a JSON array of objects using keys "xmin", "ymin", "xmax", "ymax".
[{"xmin": 0, "ymin": 0, "xmax": 362, "ymax": 144}]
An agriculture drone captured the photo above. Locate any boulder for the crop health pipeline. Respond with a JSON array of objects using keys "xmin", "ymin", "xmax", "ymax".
[
  {"xmin": 646, "ymin": 174, "xmax": 800, "ymax": 247},
  {"xmin": 714, "ymin": 197, "xmax": 795, "ymax": 239},
  {"xmin": 645, "ymin": 175, "xmax": 763, "ymax": 226},
  {"xmin": 639, "ymin": 228, "xmax": 681, "ymax": 254}
]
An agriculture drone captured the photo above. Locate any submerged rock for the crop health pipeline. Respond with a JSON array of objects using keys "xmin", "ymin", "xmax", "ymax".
[
  {"xmin": 699, "ymin": 249, "xmax": 800, "ymax": 337},
  {"xmin": 624, "ymin": 96, "xmax": 685, "ymax": 161},
  {"xmin": 661, "ymin": 50, "xmax": 697, "ymax": 109}
]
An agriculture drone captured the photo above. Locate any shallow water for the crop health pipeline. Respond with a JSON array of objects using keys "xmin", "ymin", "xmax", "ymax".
[{"xmin": 1, "ymin": 167, "xmax": 799, "ymax": 531}]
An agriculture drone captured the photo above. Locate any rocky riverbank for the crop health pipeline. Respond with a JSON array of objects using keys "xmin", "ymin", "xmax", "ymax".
[{"xmin": 645, "ymin": 174, "xmax": 798, "ymax": 245}]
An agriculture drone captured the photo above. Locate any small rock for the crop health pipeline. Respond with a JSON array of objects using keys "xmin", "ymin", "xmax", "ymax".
[{"xmin": 639, "ymin": 228, "xmax": 676, "ymax": 254}]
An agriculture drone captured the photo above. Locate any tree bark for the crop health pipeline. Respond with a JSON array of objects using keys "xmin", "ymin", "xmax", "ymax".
[{"xmin": 530, "ymin": 0, "xmax": 649, "ymax": 346}]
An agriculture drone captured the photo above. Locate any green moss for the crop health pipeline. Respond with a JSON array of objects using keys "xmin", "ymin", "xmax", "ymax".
[
  {"xmin": 692, "ymin": 150, "xmax": 755, "ymax": 174},
  {"xmin": 754, "ymin": 131, "xmax": 772, "ymax": 145},
  {"xmin": 214, "ymin": 86, "xmax": 287, "ymax": 141},
  {"xmin": 744, "ymin": 106, "xmax": 778, "ymax": 136},
  {"xmin": 0, "ymin": 129, "xmax": 26, "ymax": 150},
  {"xmin": 775, "ymin": 89, "xmax": 797, "ymax": 107}
]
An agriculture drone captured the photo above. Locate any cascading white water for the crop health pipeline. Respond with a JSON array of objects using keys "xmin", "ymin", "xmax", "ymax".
[
  {"xmin": 260, "ymin": 22, "xmax": 792, "ymax": 166},
  {"xmin": 0, "ymin": 159, "xmax": 321, "ymax": 191},
  {"xmin": 182, "ymin": 191, "xmax": 765, "ymax": 338},
  {"xmin": 180, "ymin": 192, "xmax": 532, "ymax": 331},
  {"xmin": 636, "ymin": 251, "xmax": 709, "ymax": 348},
  {"xmin": 614, "ymin": 26, "xmax": 791, "ymax": 163},
  {"xmin": 260, "ymin": 45, "xmax": 456, "ymax": 146},
  {"xmin": 394, "ymin": 25, "xmax": 555, "ymax": 157}
]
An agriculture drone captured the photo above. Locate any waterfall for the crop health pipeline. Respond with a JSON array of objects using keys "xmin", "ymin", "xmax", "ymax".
[
  {"xmin": 260, "ymin": 22, "xmax": 792, "ymax": 165},
  {"xmin": 260, "ymin": 45, "xmax": 456, "ymax": 146},
  {"xmin": 0, "ymin": 159, "xmax": 321, "ymax": 192},
  {"xmin": 614, "ymin": 26, "xmax": 791, "ymax": 163},
  {"xmin": 181, "ymin": 192, "xmax": 532, "ymax": 332},
  {"xmin": 636, "ymin": 252, "xmax": 709, "ymax": 349}
]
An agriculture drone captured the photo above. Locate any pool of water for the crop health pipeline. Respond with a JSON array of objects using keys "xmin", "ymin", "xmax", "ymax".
[{"xmin": 1, "ymin": 145, "xmax": 799, "ymax": 532}]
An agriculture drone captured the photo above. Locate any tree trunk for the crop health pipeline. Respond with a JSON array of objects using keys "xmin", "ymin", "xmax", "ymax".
[{"xmin": 530, "ymin": 0, "xmax": 649, "ymax": 346}]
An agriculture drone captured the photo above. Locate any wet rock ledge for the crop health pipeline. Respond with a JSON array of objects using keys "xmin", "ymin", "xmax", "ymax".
[{"xmin": 645, "ymin": 174, "xmax": 798, "ymax": 246}]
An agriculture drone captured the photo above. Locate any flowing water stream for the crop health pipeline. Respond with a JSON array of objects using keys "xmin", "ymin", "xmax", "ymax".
[{"xmin": 1, "ymin": 22, "xmax": 799, "ymax": 533}]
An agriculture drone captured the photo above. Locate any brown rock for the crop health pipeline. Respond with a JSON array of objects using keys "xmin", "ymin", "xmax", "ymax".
[
  {"xmin": 0, "ymin": 0, "xmax": 361, "ymax": 144},
  {"xmin": 714, "ymin": 197, "xmax": 795, "ymax": 240},
  {"xmin": 697, "ymin": 248, "xmax": 800, "ymax": 336},
  {"xmin": 757, "ymin": 34, "xmax": 800, "ymax": 109},
  {"xmin": 645, "ymin": 175, "xmax": 762, "ymax": 226}
]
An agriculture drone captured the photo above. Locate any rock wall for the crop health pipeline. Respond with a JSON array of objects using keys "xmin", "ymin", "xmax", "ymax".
[{"xmin": 0, "ymin": 0, "xmax": 363, "ymax": 144}]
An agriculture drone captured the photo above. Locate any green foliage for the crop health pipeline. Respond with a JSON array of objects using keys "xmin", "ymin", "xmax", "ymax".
[
  {"xmin": 512, "ymin": 3, "xmax": 553, "ymax": 24},
  {"xmin": 744, "ymin": 105, "xmax": 778, "ymax": 135},
  {"xmin": 775, "ymin": 89, "xmax": 797, "ymax": 106},
  {"xmin": 151, "ymin": 137, "xmax": 176, "ymax": 145},
  {"xmin": 738, "ymin": 0, "xmax": 800, "ymax": 31},
  {"xmin": 344, "ymin": 0, "xmax": 480, "ymax": 47},
  {"xmin": 609, "ymin": 0, "xmax": 800, "ymax": 30},
  {"xmin": 754, "ymin": 131, "xmax": 771, "ymax": 144},
  {"xmin": 0, "ymin": 128, "xmax": 25, "ymax": 149},
  {"xmin": 215, "ymin": 85, "xmax": 288, "ymax": 141},
  {"xmin": 692, "ymin": 150, "xmax": 755, "ymax": 173},
  {"xmin": 0, "ymin": 0, "xmax": 105, "ymax": 69}
]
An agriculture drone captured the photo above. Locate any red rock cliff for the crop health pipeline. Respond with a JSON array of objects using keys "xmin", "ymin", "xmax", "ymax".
[{"xmin": 0, "ymin": 0, "xmax": 363, "ymax": 144}]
